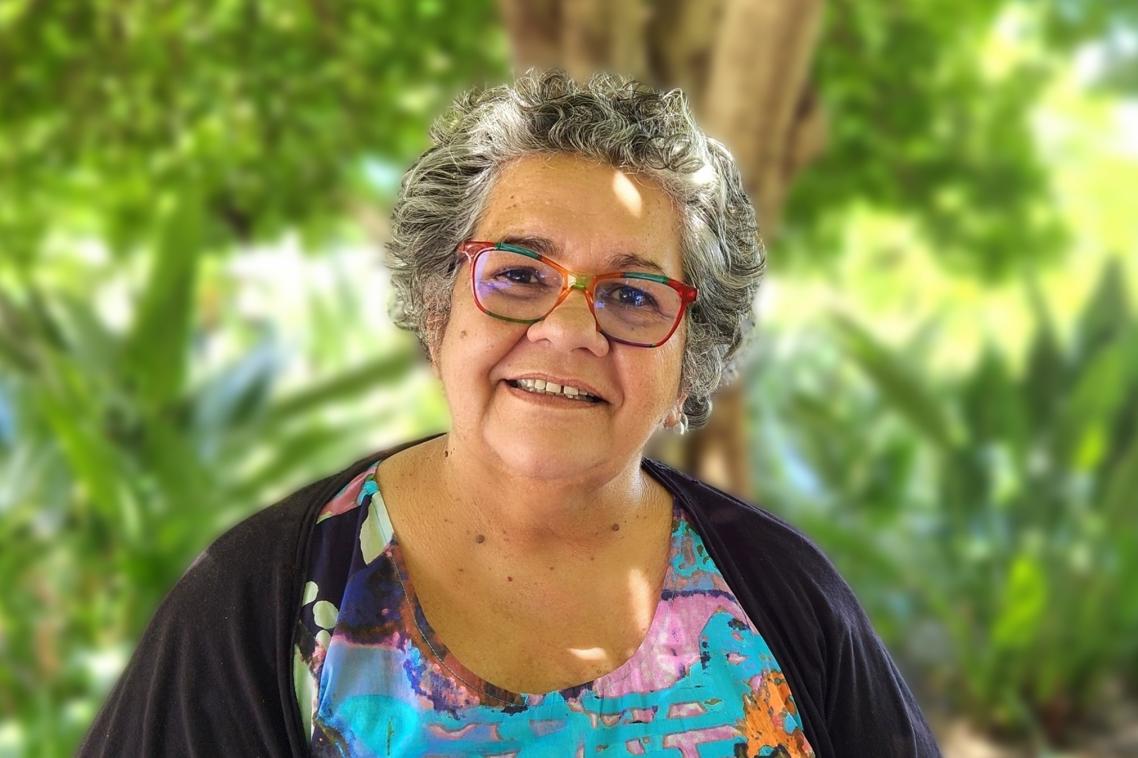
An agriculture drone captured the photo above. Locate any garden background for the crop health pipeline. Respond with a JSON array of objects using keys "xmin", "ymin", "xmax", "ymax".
[{"xmin": 1, "ymin": 1, "xmax": 1136, "ymax": 755}]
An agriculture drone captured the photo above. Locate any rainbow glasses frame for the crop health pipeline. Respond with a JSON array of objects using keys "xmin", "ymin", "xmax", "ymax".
[{"xmin": 457, "ymin": 240, "xmax": 699, "ymax": 348}]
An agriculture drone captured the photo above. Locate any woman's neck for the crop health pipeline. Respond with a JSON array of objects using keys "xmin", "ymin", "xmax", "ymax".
[{"xmin": 406, "ymin": 433, "xmax": 665, "ymax": 558}]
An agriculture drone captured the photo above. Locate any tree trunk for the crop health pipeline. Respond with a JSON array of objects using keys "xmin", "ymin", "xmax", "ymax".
[{"xmin": 498, "ymin": 0, "xmax": 827, "ymax": 498}]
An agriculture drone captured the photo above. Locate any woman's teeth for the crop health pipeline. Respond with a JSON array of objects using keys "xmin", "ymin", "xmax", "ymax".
[{"xmin": 510, "ymin": 378, "xmax": 599, "ymax": 402}]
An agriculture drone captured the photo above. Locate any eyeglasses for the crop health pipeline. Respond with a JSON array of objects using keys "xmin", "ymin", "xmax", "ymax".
[{"xmin": 457, "ymin": 241, "xmax": 698, "ymax": 348}]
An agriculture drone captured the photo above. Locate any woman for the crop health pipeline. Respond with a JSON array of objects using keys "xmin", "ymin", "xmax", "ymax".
[{"xmin": 81, "ymin": 71, "xmax": 940, "ymax": 756}]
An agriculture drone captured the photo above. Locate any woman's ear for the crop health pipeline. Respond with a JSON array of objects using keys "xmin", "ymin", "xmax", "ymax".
[
  {"xmin": 674, "ymin": 392, "xmax": 688, "ymax": 418},
  {"xmin": 663, "ymin": 393, "xmax": 687, "ymax": 428},
  {"xmin": 666, "ymin": 393, "xmax": 690, "ymax": 433}
]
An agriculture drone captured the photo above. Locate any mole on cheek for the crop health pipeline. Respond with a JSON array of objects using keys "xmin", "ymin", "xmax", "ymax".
[
  {"xmin": 475, "ymin": 534, "xmax": 486, "ymax": 544},
  {"xmin": 460, "ymin": 330, "xmax": 467, "ymax": 338}
]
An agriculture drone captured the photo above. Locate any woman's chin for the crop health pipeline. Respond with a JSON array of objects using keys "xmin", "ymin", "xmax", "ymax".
[{"xmin": 485, "ymin": 428, "xmax": 617, "ymax": 483}]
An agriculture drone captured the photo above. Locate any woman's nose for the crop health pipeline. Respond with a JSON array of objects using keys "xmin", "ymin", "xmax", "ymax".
[{"xmin": 526, "ymin": 289, "xmax": 610, "ymax": 356}]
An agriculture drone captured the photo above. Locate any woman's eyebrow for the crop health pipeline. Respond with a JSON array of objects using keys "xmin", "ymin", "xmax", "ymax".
[
  {"xmin": 608, "ymin": 253, "xmax": 666, "ymax": 275},
  {"xmin": 498, "ymin": 235, "xmax": 667, "ymax": 274},
  {"xmin": 500, "ymin": 234, "xmax": 557, "ymax": 255}
]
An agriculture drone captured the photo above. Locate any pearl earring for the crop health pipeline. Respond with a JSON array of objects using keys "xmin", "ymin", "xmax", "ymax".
[{"xmin": 667, "ymin": 410, "xmax": 689, "ymax": 436}]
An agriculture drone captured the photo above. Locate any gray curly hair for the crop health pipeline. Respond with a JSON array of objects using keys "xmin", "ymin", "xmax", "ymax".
[{"xmin": 386, "ymin": 69, "xmax": 763, "ymax": 429}]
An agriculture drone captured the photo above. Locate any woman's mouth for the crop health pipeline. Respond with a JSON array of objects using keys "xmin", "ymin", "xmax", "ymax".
[{"xmin": 505, "ymin": 378, "xmax": 604, "ymax": 404}]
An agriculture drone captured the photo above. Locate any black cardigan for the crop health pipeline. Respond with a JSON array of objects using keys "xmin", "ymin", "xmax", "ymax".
[{"xmin": 80, "ymin": 441, "xmax": 941, "ymax": 757}]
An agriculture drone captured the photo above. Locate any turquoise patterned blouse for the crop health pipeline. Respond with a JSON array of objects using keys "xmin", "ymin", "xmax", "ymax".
[{"xmin": 293, "ymin": 463, "xmax": 815, "ymax": 757}]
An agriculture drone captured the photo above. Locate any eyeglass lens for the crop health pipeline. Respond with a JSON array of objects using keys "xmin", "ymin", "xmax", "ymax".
[{"xmin": 472, "ymin": 248, "xmax": 684, "ymax": 345}]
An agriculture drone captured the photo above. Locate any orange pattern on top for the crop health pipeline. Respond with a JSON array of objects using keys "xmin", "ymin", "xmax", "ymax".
[{"xmin": 739, "ymin": 671, "xmax": 815, "ymax": 757}]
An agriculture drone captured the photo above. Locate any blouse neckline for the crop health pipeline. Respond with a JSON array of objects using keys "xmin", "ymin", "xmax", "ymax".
[{"xmin": 372, "ymin": 481, "xmax": 682, "ymax": 705}]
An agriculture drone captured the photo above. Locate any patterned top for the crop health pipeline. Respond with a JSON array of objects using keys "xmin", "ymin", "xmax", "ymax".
[{"xmin": 293, "ymin": 464, "xmax": 815, "ymax": 757}]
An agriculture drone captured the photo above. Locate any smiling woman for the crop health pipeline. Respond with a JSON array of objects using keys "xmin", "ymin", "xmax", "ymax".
[
  {"xmin": 435, "ymin": 154, "xmax": 690, "ymax": 483},
  {"xmin": 79, "ymin": 71, "xmax": 941, "ymax": 757}
]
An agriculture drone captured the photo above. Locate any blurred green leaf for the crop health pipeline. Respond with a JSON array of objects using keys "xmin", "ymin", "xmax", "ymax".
[
  {"xmin": 1023, "ymin": 277, "xmax": 1066, "ymax": 428},
  {"xmin": 961, "ymin": 345, "xmax": 1028, "ymax": 455},
  {"xmin": 1073, "ymin": 257, "xmax": 1131, "ymax": 359},
  {"xmin": 992, "ymin": 555, "xmax": 1049, "ymax": 651},
  {"xmin": 122, "ymin": 198, "xmax": 205, "ymax": 411},
  {"xmin": 1058, "ymin": 334, "xmax": 1135, "ymax": 469},
  {"xmin": 1101, "ymin": 426, "xmax": 1138, "ymax": 521},
  {"xmin": 833, "ymin": 314, "xmax": 958, "ymax": 448}
]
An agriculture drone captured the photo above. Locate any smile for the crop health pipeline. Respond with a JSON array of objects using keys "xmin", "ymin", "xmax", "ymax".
[{"xmin": 505, "ymin": 378, "xmax": 603, "ymax": 404}]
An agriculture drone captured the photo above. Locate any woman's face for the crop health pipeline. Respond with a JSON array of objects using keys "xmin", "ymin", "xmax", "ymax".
[{"xmin": 433, "ymin": 153, "xmax": 687, "ymax": 483}]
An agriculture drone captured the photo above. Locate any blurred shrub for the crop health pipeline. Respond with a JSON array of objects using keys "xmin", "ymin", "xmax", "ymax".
[
  {"xmin": 750, "ymin": 257, "xmax": 1138, "ymax": 743},
  {"xmin": 0, "ymin": 252, "xmax": 422, "ymax": 753},
  {"xmin": 0, "ymin": 0, "xmax": 505, "ymax": 267}
]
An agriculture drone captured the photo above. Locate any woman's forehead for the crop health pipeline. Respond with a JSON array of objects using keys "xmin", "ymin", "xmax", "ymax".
[{"xmin": 475, "ymin": 154, "xmax": 684, "ymax": 276}]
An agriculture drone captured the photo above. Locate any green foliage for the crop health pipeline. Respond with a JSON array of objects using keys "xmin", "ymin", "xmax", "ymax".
[
  {"xmin": 0, "ymin": 254, "xmax": 422, "ymax": 753},
  {"xmin": 0, "ymin": 0, "xmax": 506, "ymax": 265},
  {"xmin": 750, "ymin": 257, "xmax": 1138, "ymax": 742},
  {"xmin": 785, "ymin": 1, "xmax": 1070, "ymax": 277}
]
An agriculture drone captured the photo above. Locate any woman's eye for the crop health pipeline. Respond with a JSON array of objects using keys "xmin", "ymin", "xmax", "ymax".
[
  {"xmin": 497, "ymin": 267, "xmax": 541, "ymax": 284},
  {"xmin": 614, "ymin": 286, "xmax": 657, "ymax": 308}
]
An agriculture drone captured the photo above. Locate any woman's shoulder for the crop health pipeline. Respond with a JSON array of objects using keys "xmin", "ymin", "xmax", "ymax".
[
  {"xmin": 645, "ymin": 456, "xmax": 943, "ymax": 757},
  {"xmin": 190, "ymin": 454, "xmax": 379, "ymax": 581},
  {"xmin": 78, "ymin": 452, "xmax": 386, "ymax": 756},
  {"xmin": 129, "ymin": 451, "xmax": 388, "ymax": 655},
  {"xmin": 184, "ymin": 434, "xmax": 442, "ymax": 602},
  {"xmin": 644, "ymin": 457, "xmax": 846, "ymax": 593}
]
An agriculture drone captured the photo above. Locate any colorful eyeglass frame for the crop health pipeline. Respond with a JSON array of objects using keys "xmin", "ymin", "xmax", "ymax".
[{"xmin": 457, "ymin": 240, "xmax": 698, "ymax": 348}]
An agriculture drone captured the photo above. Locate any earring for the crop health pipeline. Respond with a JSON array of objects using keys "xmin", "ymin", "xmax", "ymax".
[{"xmin": 666, "ymin": 410, "xmax": 688, "ymax": 435}]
